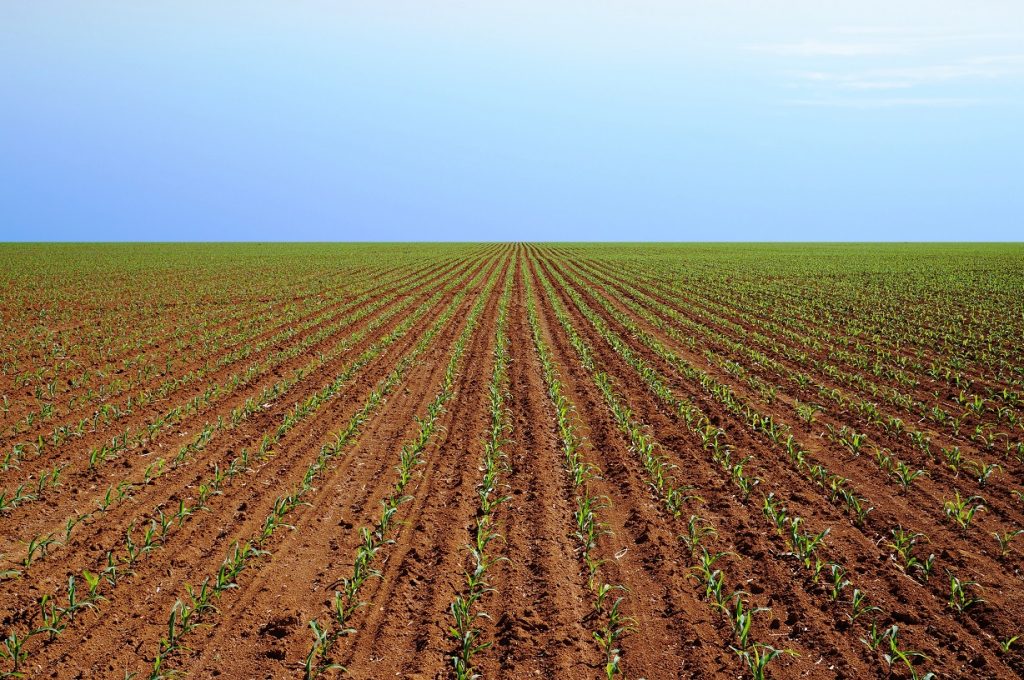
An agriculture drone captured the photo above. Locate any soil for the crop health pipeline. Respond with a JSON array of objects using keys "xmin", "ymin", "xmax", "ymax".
[{"xmin": 1, "ymin": 244, "xmax": 1022, "ymax": 679}]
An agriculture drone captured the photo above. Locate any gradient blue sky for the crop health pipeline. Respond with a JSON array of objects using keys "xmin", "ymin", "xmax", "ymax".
[{"xmin": 1, "ymin": 1, "xmax": 1022, "ymax": 241}]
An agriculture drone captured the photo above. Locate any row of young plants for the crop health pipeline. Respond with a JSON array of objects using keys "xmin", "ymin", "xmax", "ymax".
[
  {"xmin": 1, "ymin": 263, "xmax": 473, "ymax": 580},
  {"xmin": 567, "ymin": 259, "xmax": 1024, "ymax": 552},
  {"xmin": 0, "ymin": 259, "xmax": 467, "ymax": 476},
  {"xmin": 0, "ymin": 243, "xmax": 501, "ymax": 398},
  {"xmin": 585, "ymin": 256, "xmax": 1022, "ymax": 453},
  {"xmin": 534, "ymin": 256, "xmax": 952, "ymax": 679},
  {"xmin": 557, "ymin": 259, "xmax": 932, "ymax": 532},
  {"xmin": 690, "ymin": 260, "xmax": 1024, "ymax": 395},
  {"xmin": 575, "ymin": 255, "xmax": 1020, "ymax": 463},
  {"xmin": 0, "ymin": 262, "xmax": 432, "ymax": 443},
  {"xmin": 607, "ymin": 255, "xmax": 1022, "ymax": 634},
  {"xmin": 446, "ymin": 265, "xmax": 514, "ymax": 680},
  {"xmin": 0, "ymin": 261, "xmax": 382, "ymax": 413},
  {"xmin": 0, "ymin": 266, "xmax": 336, "ymax": 414},
  {"xmin": 524, "ymin": 273, "xmax": 635, "ymax": 679},
  {"xmin": 544, "ymin": 251, "xmax": 1024, "ymax": 671},
  {"xmin": 302, "ymin": 263, "xmax": 502, "ymax": 679},
  {"xmin": 542, "ymin": 264, "xmax": 799, "ymax": 510},
  {"xmin": 0, "ymin": 266, "xmax": 409, "ymax": 474},
  {"xmin": 714, "ymin": 338, "xmax": 1023, "ymax": 541},
  {"xmin": 0, "ymin": 272, "xmax": 346, "ymax": 438},
  {"xmin": 694, "ymin": 283, "xmax": 1019, "ymax": 457},
  {"xmin": 602, "ymin": 256, "xmax": 921, "ymax": 381},
  {"xmin": 564, "ymin": 250, "xmax": 965, "ymax": 392},
  {"xmin": 141, "ymin": 258, "xmax": 501, "ymax": 680},
  {"xmin": 0, "ymin": 244, "xmax": 477, "ymax": 404},
  {"xmin": 0, "ymin": 259, "xmax": 472, "ymax": 530},
  {"xmin": 529, "ymin": 261, "xmax": 795, "ymax": 680},
  {"xmin": 0, "ymin": 261, "xmax": 501, "ymax": 678},
  {"xmin": 590, "ymin": 245, "xmax": 1023, "ymax": 395},
  {"xmin": 0, "ymin": 258, "xmax": 328, "ymax": 378},
  {"xmin": 568, "ymin": 257, "xmax": 1024, "ymax": 579}
]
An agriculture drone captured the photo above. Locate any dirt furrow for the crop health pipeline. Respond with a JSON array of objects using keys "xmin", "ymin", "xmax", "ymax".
[
  {"xmin": 175, "ymin": 259, "xmax": 508, "ymax": 678},
  {"xmin": 11, "ymin": 257, "xmax": 503, "ymax": 678},
  {"xmin": 534, "ymin": 249, "xmax": 1019, "ymax": 678},
  {"xmin": 0, "ymin": 256, "xmax": 484, "ymax": 572}
]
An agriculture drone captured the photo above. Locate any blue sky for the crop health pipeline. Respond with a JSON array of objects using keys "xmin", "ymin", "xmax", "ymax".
[{"xmin": 1, "ymin": 1, "xmax": 1022, "ymax": 241}]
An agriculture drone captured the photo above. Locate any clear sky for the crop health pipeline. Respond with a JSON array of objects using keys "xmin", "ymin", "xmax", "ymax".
[{"xmin": 1, "ymin": 1, "xmax": 1022, "ymax": 241}]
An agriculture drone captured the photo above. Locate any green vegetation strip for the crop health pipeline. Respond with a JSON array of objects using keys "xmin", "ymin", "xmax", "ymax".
[{"xmin": 303, "ymin": 263, "xmax": 501, "ymax": 678}]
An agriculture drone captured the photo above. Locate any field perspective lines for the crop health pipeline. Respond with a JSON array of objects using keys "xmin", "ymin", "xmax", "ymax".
[{"xmin": 1, "ymin": 242, "xmax": 1023, "ymax": 679}]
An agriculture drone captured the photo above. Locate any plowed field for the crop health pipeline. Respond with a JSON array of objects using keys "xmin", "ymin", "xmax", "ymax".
[{"xmin": 2, "ymin": 242, "xmax": 1023, "ymax": 679}]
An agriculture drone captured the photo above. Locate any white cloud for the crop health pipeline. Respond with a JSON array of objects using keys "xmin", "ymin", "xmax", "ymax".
[
  {"xmin": 750, "ymin": 31, "xmax": 1024, "ymax": 60},
  {"xmin": 968, "ymin": 54, "xmax": 1024, "ymax": 65},
  {"xmin": 786, "ymin": 97, "xmax": 983, "ymax": 109},
  {"xmin": 791, "ymin": 58, "xmax": 1024, "ymax": 90},
  {"xmin": 745, "ymin": 17, "xmax": 1024, "ymax": 108},
  {"xmin": 835, "ymin": 26, "xmax": 1024, "ymax": 43},
  {"xmin": 747, "ymin": 40, "xmax": 909, "ymax": 57},
  {"xmin": 843, "ymin": 80, "xmax": 916, "ymax": 90}
]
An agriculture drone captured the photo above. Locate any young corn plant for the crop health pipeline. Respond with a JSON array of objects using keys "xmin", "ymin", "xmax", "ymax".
[
  {"xmin": 861, "ymin": 621, "xmax": 890, "ymax": 651},
  {"xmin": 0, "ymin": 631, "xmax": 29, "ymax": 676},
  {"xmin": 943, "ymin": 491, "xmax": 985, "ymax": 532},
  {"xmin": 785, "ymin": 518, "xmax": 829, "ymax": 570},
  {"xmin": 942, "ymin": 446, "xmax": 963, "ymax": 475},
  {"xmin": 826, "ymin": 563, "xmax": 850, "ymax": 602},
  {"xmin": 892, "ymin": 462, "xmax": 927, "ymax": 492},
  {"xmin": 849, "ymin": 589, "xmax": 881, "ymax": 623},
  {"xmin": 875, "ymin": 625, "xmax": 933, "ymax": 680},
  {"xmin": 840, "ymin": 428, "xmax": 868, "ymax": 457},
  {"xmin": 886, "ymin": 527, "xmax": 925, "ymax": 572},
  {"xmin": 304, "ymin": 621, "xmax": 344, "ymax": 678},
  {"xmin": 717, "ymin": 592, "xmax": 769, "ymax": 651},
  {"xmin": 593, "ymin": 596, "xmax": 635, "ymax": 680},
  {"xmin": 794, "ymin": 400, "xmax": 819, "ymax": 427},
  {"xmin": 689, "ymin": 547, "xmax": 734, "ymax": 607},
  {"xmin": 23, "ymin": 532, "xmax": 57, "ymax": 567},
  {"xmin": 968, "ymin": 460, "xmax": 1001, "ymax": 488},
  {"xmin": 994, "ymin": 529, "xmax": 1023, "ymax": 558},
  {"xmin": 681, "ymin": 515, "xmax": 717, "ymax": 557},
  {"xmin": 947, "ymin": 572, "xmax": 984, "ymax": 613},
  {"xmin": 732, "ymin": 643, "xmax": 797, "ymax": 680}
]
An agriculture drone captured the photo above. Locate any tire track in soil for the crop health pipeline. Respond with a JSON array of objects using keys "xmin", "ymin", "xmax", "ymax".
[{"xmin": 15, "ymin": 256, "xmax": 503, "ymax": 679}]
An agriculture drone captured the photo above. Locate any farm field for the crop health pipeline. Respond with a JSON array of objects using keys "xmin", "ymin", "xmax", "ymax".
[{"xmin": 1, "ymin": 242, "xmax": 1023, "ymax": 679}]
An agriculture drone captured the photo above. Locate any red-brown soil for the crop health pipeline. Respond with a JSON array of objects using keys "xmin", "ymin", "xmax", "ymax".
[{"xmin": 1, "ymin": 243, "xmax": 1022, "ymax": 680}]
